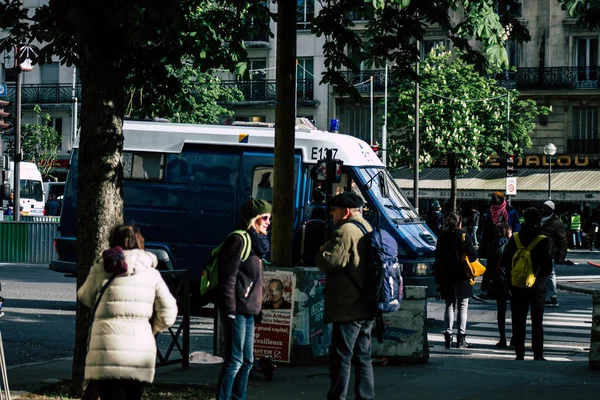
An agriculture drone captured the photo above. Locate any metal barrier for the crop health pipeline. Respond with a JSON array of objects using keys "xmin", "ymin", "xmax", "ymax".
[
  {"xmin": 156, "ymin": 269, "xmax": 190, "ymax": 368},
  {"xmin": 0, "ymin": 220, "xmax": 58, "ymax": 264}
]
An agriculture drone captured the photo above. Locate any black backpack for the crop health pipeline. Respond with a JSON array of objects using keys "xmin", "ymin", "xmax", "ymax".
[{"xmin": 347, "ymin": 221, "xmax": 403, "ymax": 342}]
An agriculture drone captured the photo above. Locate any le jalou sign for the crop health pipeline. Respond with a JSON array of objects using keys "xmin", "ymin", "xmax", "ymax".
[{"xmin": 432, "ymin": 154, "xmax": 600, "ymax": 169}]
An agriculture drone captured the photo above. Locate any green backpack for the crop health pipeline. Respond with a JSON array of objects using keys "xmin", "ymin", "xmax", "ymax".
[
  {"xmin": 511, "ymin": 233, "xmax": 546, "ymax": 289},
  {"xmin": 199, "ymin": 230, "xmax": 251, "ymax": 305}
]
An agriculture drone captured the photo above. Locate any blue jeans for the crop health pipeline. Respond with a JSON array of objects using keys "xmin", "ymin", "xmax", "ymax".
[
  {"xmin": 545, "ymin": 261, "xmax": 557, "ymax": 299},
  {"xmin": 469, "ymin": 225, "xmax": 479, "ymax": 247},
  {"xmin": 328, "ymin": 319, "xmax": 375, "ymax": 400},
  {"xmin": 444, "ymin": 297, "xmax": 469, "ymax": 335},
  {"xmin": 571, "ymin": 230, "xmax": 582, "ymax": 248},
  {"xmin": 217, "ymin": 313, "xmax": 255, "ymax": 400}
]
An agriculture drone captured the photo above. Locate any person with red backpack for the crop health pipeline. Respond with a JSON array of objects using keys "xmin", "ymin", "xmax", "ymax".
[{"xmin": 501, "ymin": 207, "xmax": 552, "ymax": 361}]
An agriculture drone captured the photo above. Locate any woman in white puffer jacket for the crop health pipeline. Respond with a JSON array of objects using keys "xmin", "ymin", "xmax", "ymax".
[{"xmin": 78, "ymin": 225, "xmax": 178, "ymax": 400}]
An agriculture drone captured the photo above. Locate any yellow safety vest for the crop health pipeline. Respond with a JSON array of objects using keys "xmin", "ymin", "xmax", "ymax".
[{"xmin": 570, "ymin": 214, "xmax": 581, "ymax": 231}]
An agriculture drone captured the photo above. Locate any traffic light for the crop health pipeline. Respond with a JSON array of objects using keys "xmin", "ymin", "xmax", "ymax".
[
  {"xmin": 506, "ymin": 155, "xmax": 516, "ymax": 177},
  {"xmin": 0, "ymin": 100, "xmax": 11, "ymax": 132}
]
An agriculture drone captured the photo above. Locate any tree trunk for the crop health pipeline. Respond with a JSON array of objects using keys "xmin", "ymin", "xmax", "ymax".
[
  {"xmin": 271, "ymin": 0, "xmax": 296, "ymax": 268},
  {"xmin": 448, "ymin": 153, "xmax": 457, "ymax": 214},
  {"xmin": 68, "ymin": 6, "xmax": 126, "ymax": 394}
]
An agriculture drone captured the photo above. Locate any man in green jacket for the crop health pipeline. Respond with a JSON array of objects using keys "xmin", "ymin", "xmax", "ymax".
[{"xmin": 315, "ymin": 192, "xmax": 375, "ymax": 400}]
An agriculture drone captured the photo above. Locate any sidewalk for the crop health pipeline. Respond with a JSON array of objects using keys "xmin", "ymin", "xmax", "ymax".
[
  {"xmin": 5, "ymin": 269, "xmax": 600, "ymax": 399},
  {"xmin": 7, "ymin": 350, "xmax": 600, "ymax": 400}
]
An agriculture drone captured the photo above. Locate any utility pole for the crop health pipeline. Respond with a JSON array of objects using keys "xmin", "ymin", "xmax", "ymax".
[
  {"xmin": 13, "ymin": 49, "xmax": 22, "ymax": 221},
  {"xmin": 414, "ymin": 39, "xmax": 420, "ymax": 215}
]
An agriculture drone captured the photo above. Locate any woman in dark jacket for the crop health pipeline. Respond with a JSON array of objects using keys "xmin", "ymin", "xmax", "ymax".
[
  {"xmin": 217, "ymin": 199, "xmax": 271, "ymax": 400},
  {"xmin": 435, "ymin": 212, "xmax": 478, "ymax": 349},
  {"xmin": 486, "ymin": 223, "xmax": 512, "ymax": 348},
  {"xmin": 502, "ymin": 207, "xmax": 552, "ymax": 361}
]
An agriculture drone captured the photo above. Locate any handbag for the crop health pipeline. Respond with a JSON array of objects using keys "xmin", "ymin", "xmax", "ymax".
[
  {"xmin": 82, "ymin": 273, "xmax": 117, "ymax": 400},
  {"xmin": 461, "ymin": 234, "xmax": 486, "ymax": 285}
]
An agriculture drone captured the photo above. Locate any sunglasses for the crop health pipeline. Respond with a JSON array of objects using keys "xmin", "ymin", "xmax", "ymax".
[{"xmin": 260, "ymin": 215, "xmax": 271, "ymax": 222}]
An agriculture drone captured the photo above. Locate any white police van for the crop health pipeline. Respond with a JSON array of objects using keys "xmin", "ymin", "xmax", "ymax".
[{"xmin": 51, "ymin": 120, "xmax": 437, "ymax": 296}]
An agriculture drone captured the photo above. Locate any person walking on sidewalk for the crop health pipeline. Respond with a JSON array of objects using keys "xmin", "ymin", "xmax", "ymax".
[
  {"xmin": 486, "ymin": 223, "xmax": 512, "ymax": 348},
  {"xmin": 217, "ymin": 199, "xmax": 271, "ymax": 400},
  {"xmin": 78, "ymin": 225, "xmax": 178, "ymax": 400},
  {"xmin": 502, "ymin": 207, "xmax": 553, "ymax": 361},
  {"xmin": 435, "ymin": 212, "xmax": 478, "ymax": 349},
  {"xmin": 467, "ymin": 207, "xmax": 480, "ymax": 248},
  {"xmin": 315, "ymin": 192, "xmax": 376, "ymax": 400},
  {"xmin": 541, "ymin": 200, "xmax": 567, "ymax": 307}
]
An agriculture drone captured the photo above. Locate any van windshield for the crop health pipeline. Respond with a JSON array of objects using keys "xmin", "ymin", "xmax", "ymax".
[
  {"xmin": 357, "ymin": 168, "xmax": 420, "ymax": 222},
  {"xmin": 20, "ymin": 180, "xmax": 44, "ymax": 202}
]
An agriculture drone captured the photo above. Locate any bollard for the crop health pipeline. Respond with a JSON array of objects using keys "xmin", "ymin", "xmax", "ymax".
[{"xmin": 589, "ymin": 290, "xmax": 600, "ymax": 369}]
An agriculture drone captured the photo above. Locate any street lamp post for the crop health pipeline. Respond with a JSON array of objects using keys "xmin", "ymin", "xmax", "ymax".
[{"xmin": 544, "ymin": 143, "xmax": 557, "ymax": 200}]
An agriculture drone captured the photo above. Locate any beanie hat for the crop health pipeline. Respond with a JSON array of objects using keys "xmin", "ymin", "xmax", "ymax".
[
  {"xmin": 241, "ymin": 199, "xmax": 272, "ymax": 224},
  {"xmin": 330, "ymin": 192, "xmax": 364, "ymax": 209},
  {"xmin": 543, "ymin": 200, "xmax": 555, "ymax": 211},
  {"xmin": 493, "ymin": 191, "xmax": 505, "ymax": 199}
]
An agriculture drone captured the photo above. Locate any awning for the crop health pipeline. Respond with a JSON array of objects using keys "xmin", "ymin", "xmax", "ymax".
[{"xmin": 392, "ymin": 167, "xmax": 600, "ymax": 203}]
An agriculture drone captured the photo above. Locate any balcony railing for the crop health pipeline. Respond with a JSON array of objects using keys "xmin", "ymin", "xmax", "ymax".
[
  {"xmin": 498, "ymin": 67, "xmax": 600, "ymax": 90},
  {"xmin": 2, "ymin": 84, "xmax": 82, "ymax": 104},
  {"xmin": 567, "ymin": 139, "xmax": 600, "ymax": 154},
  {"xmin": 221, "ymin": 79, "xmax": 314, "ymax": 104},
  {"xmin": 338, "ymin": 70, "xmax": 388, "ymax": 93}
]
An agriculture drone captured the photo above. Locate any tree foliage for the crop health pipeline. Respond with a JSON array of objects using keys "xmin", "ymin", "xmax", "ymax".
[
  {"xmin": 125, "ymin": 67, "xmax": 243, "ymax": 124},
  {"xmin": 313, "ymin": 0, "xmax": 532, "ymax": 99},
  {"xmin": 387, "ymin": 47, "xmax": 548, "ymax": 210},
  {"xmin": 3, "ymin": 105, "xmax": 62, "ymax": 178}
]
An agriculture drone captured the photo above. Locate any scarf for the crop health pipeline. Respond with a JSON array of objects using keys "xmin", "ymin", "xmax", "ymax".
[
  {"xmin": 490, "ymin": 201, "xmax": 509, "ymax": 226},
  {"xmin": 248, "ymin": 227, "xmax": 270, "ymax": 258},
  {"xmin": 541, "ymin": 215, "xmax": 551, "ymax": 226}
]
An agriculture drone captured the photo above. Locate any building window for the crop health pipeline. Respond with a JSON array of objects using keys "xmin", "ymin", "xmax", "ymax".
[
  {"xmin": 570, "ymin": 106, "xmax": 599, "ymax": 153},
  {"xmin": 40, "ymin": 62, "xmax": 59, "ymax": 85},
  {"xmin": 420, "ymin": 40, "xmax": 448, "ymax": 60},
  {"xmin": 573, "ymin": 107, "xmax": 598, "ymax": 140},
  {"xmin": 573, "ymin": 37, "xmax": 598, "ymax": 86},
  {"xmin": 48, "ymin": 117, "xmax": 63, "ymax": 150},
  {"xmin": 350, "ymin": 4, "xmax": 374, "ymax": 22},
  {"xmin": 297, "ymin": 58, "xmax": 314, "ymax": 100},
  {"xmin": 297, "ymin": 0, "xmax": 314, "ymax": 30}
]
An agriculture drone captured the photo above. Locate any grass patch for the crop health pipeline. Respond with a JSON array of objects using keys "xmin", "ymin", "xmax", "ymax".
[{"xmin": 17, "ymin": 381, "xmax": 216, "ymax": 399}]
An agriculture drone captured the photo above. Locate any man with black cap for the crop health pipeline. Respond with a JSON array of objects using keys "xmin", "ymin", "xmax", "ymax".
[
  {"xmin": 315, "ymin": 192, "xmax": 375, "ymax": 400},
  {"xmin": 541, "ymin": 200, "xmax": 567, "ymax": 307}
]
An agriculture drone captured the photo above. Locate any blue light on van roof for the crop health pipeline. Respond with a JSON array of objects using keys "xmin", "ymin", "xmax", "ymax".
[{"xmin": 329, "ymin": 119, "xmax": 339, "ymax": 133}]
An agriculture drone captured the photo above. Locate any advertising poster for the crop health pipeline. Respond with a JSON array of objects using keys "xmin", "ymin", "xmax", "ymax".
[{"xmin": 254, "ymin": 270, "xmax": 296, "ymax": 363}]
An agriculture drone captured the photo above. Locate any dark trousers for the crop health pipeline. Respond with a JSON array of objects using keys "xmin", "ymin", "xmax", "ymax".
[
  {"xmin": 328, "ymin": 319, "xmax": 375, "ymax": 400},
  {"xmin": 510, "ymin": 285, "xmax": 545, "ymax": 358},
  {"xmin": 496, "ymin": 293, "xmax": 508, "ymax": 340},
  {"xmin": 96, "ymin": 379, "xmax": 144, "ymax": 400}
]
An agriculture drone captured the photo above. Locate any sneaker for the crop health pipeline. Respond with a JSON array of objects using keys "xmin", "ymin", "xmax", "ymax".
[{"xmin": 550, "ymin": 297, "xmax": 559, "ymax": 307}]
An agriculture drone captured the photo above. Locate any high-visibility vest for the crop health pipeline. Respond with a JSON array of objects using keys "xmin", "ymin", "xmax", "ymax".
[
  {"xmin": 570, "ymin": 214, "xmax": 581, "ymax": 231},
  {"xmin": 560, "ymin": 214, "xmax": 570, "ymax": 229}
]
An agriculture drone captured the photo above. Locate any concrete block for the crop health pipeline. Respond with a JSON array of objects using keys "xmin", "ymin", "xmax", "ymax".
[{"xmin": 372, "ymin": 286, "xmax": 429, "ymax": 364}]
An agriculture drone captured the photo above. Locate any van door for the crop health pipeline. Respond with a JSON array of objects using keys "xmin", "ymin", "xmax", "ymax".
[{"xmin": 238, "ymin": 151, "xmax": 303, "ymax": 230}]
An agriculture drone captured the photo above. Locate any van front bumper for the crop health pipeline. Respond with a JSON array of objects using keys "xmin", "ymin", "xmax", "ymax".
[{"xmin": 50, "ymin": 260, "xmax": 76, "ymax": 275}]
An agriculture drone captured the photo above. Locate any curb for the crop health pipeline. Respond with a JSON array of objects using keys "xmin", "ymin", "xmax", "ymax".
[{"xmin": 557, "ymin": 282, "xmax": 594, "ymax": 295}]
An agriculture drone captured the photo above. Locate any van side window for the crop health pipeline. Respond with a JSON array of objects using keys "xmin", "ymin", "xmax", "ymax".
[
  {"xmin": 123, "ymin": 152, "xmax": 165, "ymax": 180},
  {"xmin": 252, "ymin": 167, "xmax": 273, "ymax": 202}
]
